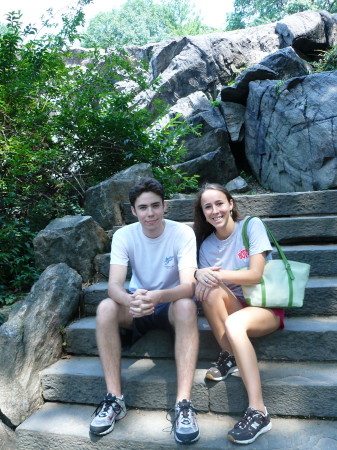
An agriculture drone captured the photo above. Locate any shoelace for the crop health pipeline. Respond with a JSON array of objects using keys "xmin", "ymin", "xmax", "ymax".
[
  {"xmin": 166, "ymin": 401, "xmax": 198, "ymax": 433},
  {"xmin": 177, "ymin": 403, "xmax": 192, "ymax": 424},
  {"xmin": 235, "ymin": 409, "xmax": 264, "ymax": 429},
  {"xmin": 92, "ymin": 397, "xmax": 123, "ymax": 418}
]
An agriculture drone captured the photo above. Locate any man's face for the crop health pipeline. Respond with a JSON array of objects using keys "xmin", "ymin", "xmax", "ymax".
[{"xmin": 131, "ymin": 191, "xmax": 166, "ymax": 237}]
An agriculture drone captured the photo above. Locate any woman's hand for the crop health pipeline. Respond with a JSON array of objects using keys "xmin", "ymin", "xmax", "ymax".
[
  {"xmin": 195, "ymin": 282, "xmax": 213, "ymax": 302},
  {"xmin": 195, "ymin": 266, "xmax": 221, "ymax": 287}
]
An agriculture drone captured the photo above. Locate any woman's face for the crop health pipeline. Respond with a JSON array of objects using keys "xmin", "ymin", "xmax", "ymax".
[{"xmin": 200, "ymin": 189, "xmax": 234, "ymax": 230}]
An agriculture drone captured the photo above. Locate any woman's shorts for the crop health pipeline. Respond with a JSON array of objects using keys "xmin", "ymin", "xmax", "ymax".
[{"xmin": 238, "ymin": 297, "xmax": 285, "ymax": 330}]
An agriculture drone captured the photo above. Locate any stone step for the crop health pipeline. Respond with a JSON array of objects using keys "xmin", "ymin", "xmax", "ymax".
[
  {"xmin": 274, "ymin": 244, "xmax": 337, "ymax": 276},
  {"xmin": 94, "ymin": 244, "xmax": 337, "ymax": 281},
  {"xmin": 16, "ymin": 402, "xmax": 337, "ymax": 450},
  {"xmin": 40, "ymin": 356, "xmax": 337, "ymax": 418},
  {"xmin": 82, "ymin": 276, "xmax": 337, "ymax": 317},
  {"xmin": 112, "ymin": 216, "xmax": 337, "ymax": 244},
  {"xmin": 65, "ymin": 314, "xmax": 337, "ymax": 361},
  {"xmin": 121, "ymin": 190, "xmax": 337, "ymax": 224}
]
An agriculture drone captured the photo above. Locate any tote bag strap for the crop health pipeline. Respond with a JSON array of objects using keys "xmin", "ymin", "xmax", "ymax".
[{"xmin": 242, "ymin": 216, "xmax": 295, "ymax": 282}]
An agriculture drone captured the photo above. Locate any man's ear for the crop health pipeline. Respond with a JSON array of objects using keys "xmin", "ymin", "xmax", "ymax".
[
  {"xmin": 131, "ymin": 206, "xmax": 137, "ymax": 218},
  {"xmin": 163, "ymin": 200, "xmax": 167, "ymax": 212}
]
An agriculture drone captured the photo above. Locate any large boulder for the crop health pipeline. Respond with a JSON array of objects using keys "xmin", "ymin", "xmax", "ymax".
[
  {"xmin": 84, "ymin": 163, "xmax": 153, "ymax": 228},
  {"xmin": 0, "ymin": 264, "xmax": 82, "ymax": 426},
  {"xmin": 221, "ymin": 47, "xmax": 311, "ymax": 105},
  {"xmin": 245, "ymin": 71, "xmax": 337, "ymax": 192},
  {"xmin": 175, "ymin": 147, "xmax": 238, "ymax": 186},
  {"xmin": 276, "ymin": 10, "xmax": 330, "ymax": 51},
  {"xmin": 33, "ymin": 215, "xmax": 109, "ymax": 282}
]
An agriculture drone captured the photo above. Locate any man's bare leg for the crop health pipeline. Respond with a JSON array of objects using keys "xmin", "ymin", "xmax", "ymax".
[
  {"xmin": 96, "ymin": 298, "xmax": 133, "ymax": 397},
  {"xmin": 169, "ymin": 298, "xmax": 199, "ymax": 401}
]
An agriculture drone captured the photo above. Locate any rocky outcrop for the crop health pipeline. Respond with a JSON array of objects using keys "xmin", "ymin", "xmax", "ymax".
[
  {"xmin": 69, "ymin": 10, "xmax": 337, "ymax": 192},
  {"xmin": 129, "ymin": 10, "xmax": 337, "ymax": 191},
  {"xmin": 33, "ymin": 215, "xmax": 109, "ymax": 282},
  {"xmin": 0, "ymin": 264, "xmax": 82, "ymax": 426}
]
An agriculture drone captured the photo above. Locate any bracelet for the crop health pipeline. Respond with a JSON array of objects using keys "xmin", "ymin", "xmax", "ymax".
[{"xmin": 193, "ymin": 269, "xmax": 198, "ymax": 280}]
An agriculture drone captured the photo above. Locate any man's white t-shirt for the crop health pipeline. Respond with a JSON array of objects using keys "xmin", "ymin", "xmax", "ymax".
[
  {"xmin": 110, "ymin": 219, "xmax": 197, "ymax": 292},
  {"xmin": 199, "ymin": 216, "xmax": 272, "ymax": 298}
]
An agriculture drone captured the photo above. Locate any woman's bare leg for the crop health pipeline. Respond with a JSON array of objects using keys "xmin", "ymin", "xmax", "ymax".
[{"xmin": 225, "ymin": 307, "xmax": 280, "ymax": 411}]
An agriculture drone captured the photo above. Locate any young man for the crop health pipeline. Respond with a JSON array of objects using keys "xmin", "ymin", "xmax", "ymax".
[{"xmin": 90, "ymin": 177, "xmax": 200, "ymax": 445}]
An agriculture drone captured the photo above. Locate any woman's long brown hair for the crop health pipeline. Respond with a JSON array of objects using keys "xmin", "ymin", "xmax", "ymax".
[{"xmin": 193, "ymin": 183, "xmax": 240, "ymax": 251}]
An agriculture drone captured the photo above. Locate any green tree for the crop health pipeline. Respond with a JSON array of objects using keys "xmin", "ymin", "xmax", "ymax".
[
  {"xmin": 0, "ymin": 5, "xmax": 198, "ymax": 303},
  {"xmin": 81, "ymin": 0, "xmax": 215, "ymax": 48},
  {"xmin": 226, "ymin": 0, "xmax": 337, "ymax": 30}
]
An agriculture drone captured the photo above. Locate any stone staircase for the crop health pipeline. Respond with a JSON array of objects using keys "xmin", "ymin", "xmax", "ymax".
[{"xmin": 16, "ymin": 190, "xmax": 337, "ymax": 449}]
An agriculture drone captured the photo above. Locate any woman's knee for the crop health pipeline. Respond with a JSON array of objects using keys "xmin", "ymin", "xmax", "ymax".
[
  {"xmin": 202, "ymin": 286, "xmax": 230, "ymax": 311},
  {"xmin": 225, "ymin": 313, "xmax": 247, "ymax": 341}
]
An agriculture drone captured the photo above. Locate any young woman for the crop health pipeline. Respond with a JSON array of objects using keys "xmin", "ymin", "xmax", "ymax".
[{"xmin": 193, "ymin": 183, "xmax": 285, "ymax": 445}]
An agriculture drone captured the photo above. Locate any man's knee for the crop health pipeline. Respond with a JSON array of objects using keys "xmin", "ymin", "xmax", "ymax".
[
  {"xmin": 171, "ymin": 298, "xmax": 197, "ymax": 324},
  {"xmin": 96, "ymin": 298, "xmax": 119, "ymax": 323}
]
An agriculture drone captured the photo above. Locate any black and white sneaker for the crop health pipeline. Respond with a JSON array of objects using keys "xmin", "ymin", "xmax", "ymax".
[
  {"xmin": 90, "ymin": 393, "xmax": 127, "ymax": 435},
  {"xmin": 227, "ymin": 406, "xmax": 272, "ymax": 444},
  {"xmin": 173, "ymin": 399, "xmax": 200, "ymax": 444},
  {"xmin": 205, "ymin": 350, "xmax": 238, "ymax": 381}
]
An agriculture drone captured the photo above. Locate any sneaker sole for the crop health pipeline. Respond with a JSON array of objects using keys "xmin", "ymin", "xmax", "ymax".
[
  {"xmin": 227, "ymin": 421, "xmax": 272, "ymax": 444},
  {"xmin": 205, "ymin": 367, "xmax": 238, "ymax": 381},
  {"xmin": 175, "ymin": 430, "xmax": 200, "ymax": 445}
]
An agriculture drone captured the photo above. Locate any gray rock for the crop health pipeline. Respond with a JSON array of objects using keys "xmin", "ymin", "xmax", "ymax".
[
  {"xmin": 276, "ymin": 10, "xmax": 327, "ymax": 50},
  {"xmin": 0, "ymin": 421, "xmax": 15, "ymax": 450},
  {"xmin": 175, "ymin": 147, "xmax": 238, "ymax": 186},
  {"xmin": 220, "ymin": 101, "xmax": 246, "ymax": 142},
  {"xmin": 225, "ymin": 176, "xmax": 249, "ymax": 193},
  {"xmin": 33, "ymin": 215, "xmax": 109, "ymax": 282},
  {"xmin": 155, "ymin": 91, "xmax": 230, "ymax": 163},
  {"xmin": 260, "ymin": 46, "xmax": 311, "ymax": 79},
  {"xmin": 320, "ymin": 11, "xmax": 337, "ymax": 47},
  {"xmin": 221, "ymin": 64, "xmax": 278, "ymax": 105},
  {"xmin": 183, "ymin": 106, "xmax": 229, "ymax": 161},
  {"xmin": 0, "ymin": 264, "xmax": 82, "ymax": 426},
  {"xmin": 84, "ymin": 163, "xmax": 153, "ymax": 228},
  {"xmin": 135, "ymin": 24, "xmax": 281, "ymax": 110},
  {"xmin": 245, "ymin": 71, "xmax": 337, "ymax": 192}
]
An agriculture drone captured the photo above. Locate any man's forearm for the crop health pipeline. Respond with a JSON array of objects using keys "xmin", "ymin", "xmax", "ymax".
[
  {"xmin": 156, "ymin": 282, "xmax": 195, "ymax": 304},
  {"xmin": 108, "ymin": 282, "xmax": 131, "ymax": 307}
]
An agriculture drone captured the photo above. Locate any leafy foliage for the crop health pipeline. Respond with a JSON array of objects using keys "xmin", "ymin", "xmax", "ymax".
[
  {"xmin": 312, "ymin": 45, "xmax": 337, "ymax": 72},
  {"xmin": 226, "ymin": 0, "xmax": 337, "ymax": 30},
  {"xmin": 81, "ymin": 0, "xmax": 216, "ymax": 48},
  {"xmin": 0, "ymin": 4, "xmax": 199, "ymax": 302}
]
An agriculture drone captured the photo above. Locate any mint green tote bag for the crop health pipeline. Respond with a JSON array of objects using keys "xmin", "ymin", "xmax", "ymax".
[{"xmin": 241, "ymin": 217, "xmax": 310, "ymax": 308}]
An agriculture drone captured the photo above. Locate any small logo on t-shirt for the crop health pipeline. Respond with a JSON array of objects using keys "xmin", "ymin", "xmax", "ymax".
[
  {"xmin": 164, "ymin": 256, "xmax": 175, "ymax": 268},
  {"xmin": 238, "ymin": 248, "xmax": 249, "ymax": 259}
]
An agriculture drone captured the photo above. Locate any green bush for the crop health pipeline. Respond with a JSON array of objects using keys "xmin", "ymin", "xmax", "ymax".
[
  {"xmin": 0, "ymin": 4, "xmax": 199, "ymax": 301},
  {"xmin": 313, "ymin": 45, "xmax": 337, "ymax": 72}
]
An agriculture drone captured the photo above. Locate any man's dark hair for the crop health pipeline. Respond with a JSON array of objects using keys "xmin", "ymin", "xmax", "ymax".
[{"xmin": 129, "ymin": 177, "xmax": 165, "ymax": 207}]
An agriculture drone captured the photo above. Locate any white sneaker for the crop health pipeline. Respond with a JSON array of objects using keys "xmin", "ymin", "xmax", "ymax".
[
  {"xmin": 174, "ymin": 399, "xmax": 200, "ymax": 444},
  {"xmin": 90, "ymin": 393, "xmax": 127, "ymax": 435}
]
